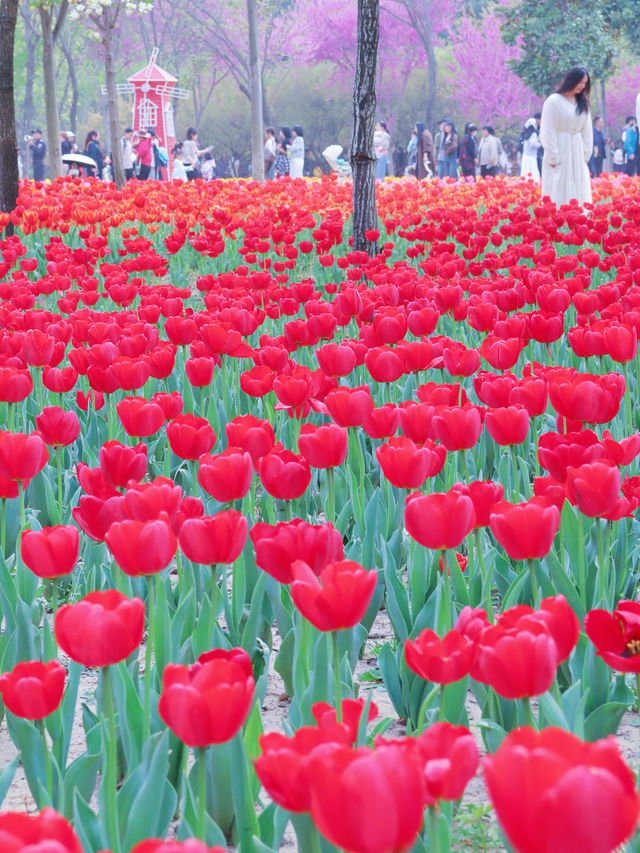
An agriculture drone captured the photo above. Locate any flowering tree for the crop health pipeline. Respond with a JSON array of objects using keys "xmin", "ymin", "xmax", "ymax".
[
  {"xmin": 447, "ymin": 10, "xmax": 539, "ymax": 134},
  {"xmin": 605, "ymin": 61, "xmax": 640, "ymax": 138},
  {"xmin": 69, "ymin": 0, "xmax": 153, "ymax": 187}
]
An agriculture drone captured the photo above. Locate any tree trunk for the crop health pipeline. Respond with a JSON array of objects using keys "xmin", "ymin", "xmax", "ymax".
[
  {"xmin": 0, "ymin": 0, "xmax": 19, "ymax": 231},
  {"xmin": 351, "ymin": 0, "xmax": 379, "ymax": 257},
  {"xmin": 599, "ymin": 78, "xmax": 608, "ymax": 136},
  {"xmin": 424, "ymin": 26, "xmax": 437, "ymax": 130},
  {"xmin": 19, "ymin": 4, "xmax": 39, "ymax": 179},
  {"xmin": 103, "ymin": 8, "xmax": 124, "ymax": 187},
  {"xmin": 60, "ymin": 31, "xmax": 78, "ymax": 134},
  {"xmin": 246, "ymin": 0, "xmax": 264, "ymax": 182},
  {"xmin": 38, "ymin": 3, "xmax": 66, "ymax": 181}
]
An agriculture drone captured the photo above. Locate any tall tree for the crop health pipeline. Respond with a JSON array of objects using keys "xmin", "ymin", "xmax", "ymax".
[
  {"xmin": 351, "ymin": 0, "xmax": 379, "ymax": 257},
  {"xmin": 0, "ymin": 0, "xmax": 19, "ymax": 230},
  {"xmin": 246, "ymin": 0, "xmax": 264, "ymax": 182},
  {"xmin": 38, "ymin": 0, "xmax": 69, "ymax": 180},
  {"xmin": 18, "ymin": 3, "xmax": 41, "ymax": 175},
  {"xmin": 69, "ymin": 0, "xmax": 153, "ymax": 187}
]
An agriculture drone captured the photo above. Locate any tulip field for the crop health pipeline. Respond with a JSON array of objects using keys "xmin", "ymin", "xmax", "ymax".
[{"xmin": 3, "ymin": 173, "xmax": 640, "ymax": 852}]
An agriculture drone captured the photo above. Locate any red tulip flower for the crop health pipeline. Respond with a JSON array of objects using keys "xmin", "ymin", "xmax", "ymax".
[
  {"xmin": 324, "ymin": 385, "xmax": 374, "ymax": 427},
  {"xmin": 178, "ymin": 510, "xmax": 247, "ymax": 565},
  {"xmin": 158, "ymin": 647, "xmax": 254, "ymax": 747},
  {"xmin": 585, "ymin": 601, "xmax": 640, "ymax": 672},
  {"xmin": 405, "ymin": 489, "xmax": 475, "ymax": 551},
  {"xmin": 376, "ymin": 437, "xmax": 445, "ymax": 489},
  {"xmin": 250, "ymin": 519, "xmax": 344, "ymax": 584},
  {"xmin": 309, "ymin": 741, "xmax": 426, "ymax": 853},
  {"xmin": 363, "ymin": 403, "xmax": 399, "ymax": 439},
  {"xmin": 185, "ymin": 356, "xmax": 216, "ymax": 387},
  {"xmin": 454, "ymin": 479, "xmax": 505, "ymax": 528},
  {"xmin": 72, "ymin": 494, "xmax": 126, "ymax": 542},
  {"xmin": 290, "ymin": 559, "xmax": 377, "ymax": 631},
  {"xmin": 55, "ymin": 589, "xmax": 145, "ymax": 668},
  {"xmin": 198, "ymin": 447, "xmax": 253, "ymax": 503},
  {"xmin": 105, "ymin": 516, "xmax": 178, "ymax": 576},
  {"xmin": 485, "ymin": 404, "xmax": 529, "ymax": 446},
  {"xmin": 21, "ymin": 524, "xmax": 79, "ymax": 578},
  {"xmin": 311, "ymin": 697, "xmax": 379, "ymax": 743},
  {"xmin": 99, "ymin": 440, "xmax": 147, "ymax": 489},
  {"xmin": 484, "ymin": 727, "xmax": 640, "ymax": 853},
  {"xmin": 431, "ymin": 404, "xmax": 483, "ymax": 451},
  {"xmin": 0, "ymin": 366, "xmax": 32, "ymax": 402},
  {"xmin": 116, "ymin": 395, "xmax": 165, "ymax": 437},
  {"xmin": 489, "ymin": 497, "xmax": 560, "ymax": 560},
  {"xmin": 35, "ymin": 406, "xmax": 81, "ymax": 448},
  {"xmin": 0, "ymin": 807, "xmax": 84, "ymax": 853},
  {"xmin": 0, "ymin": 430, "xmax": 48, "ymax": 486},
  {"xmin": 225, "ymin": 414, "xmax": 275, "ymax": 464},
  {"xmin": 166, "ymin": 414, "xmax": 216, "ymax": 460},
  {"xmin": 298, "ymin": 422, "xmax": 348, "ymax": 469},
  {"xmin": 0, "ymin": 659, "xmax": 66, "ymax": 720},
  {"xmin": 405, "ymin": 628, "xmax": 477, "ymax": 684},
  {"xmin": 398, "ymin": 722, "xmax": 478, "ymax": 805},
  {"xmin": 565, "ymin": 460, "xmax": 622, "ymax": 518},
  {"xmin": 257, "ymin": 444, "xmax": 311, "ymax": 500}
]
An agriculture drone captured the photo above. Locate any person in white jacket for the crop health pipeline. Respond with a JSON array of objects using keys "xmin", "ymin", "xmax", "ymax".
[
  {"xmin": 289, "ymin": 126, "xmax": 305, "ymax": 179},
  {"xmin": 540, "ymin": 65, "xmax": 593, "ymax": 207}
]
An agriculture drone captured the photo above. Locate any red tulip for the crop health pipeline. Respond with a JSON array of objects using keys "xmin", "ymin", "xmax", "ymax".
[
  {"xmin": 42, "ymin": 365, "xmax": 78, "ymax": 393},
  {"xmin": 324, "ymin": 385, "xmax": 374, "ymax": 427},
  {"xmin": 316, "ymin": 342, "xmax": 357, "ymax": 377},
  {"xmin": 585, "ymin": 601, "xmax": 640, "ymax": 672},
  {"xmin": 362, "ymin": 403, "xmax": 399, "ymax": 439},
  {"xmin": 158, "ymin": 647, "xmax": 254, "ymax": 747},
  {"xmin": 484, "ymin": 727, "xmax": 639, "ymax": 853},
  {"xmin": 116, "ymin": 395, "xmax": 165, "ymax": 437},
  {"xmin": 453, "ymin": 479, "xmax": 504, "ymax": 528},
  {"xmin": 311, "ymin": 697, "xmax": 379, "ymax": 743},
  {"xmin": 485, "ymin": 404, "xmax": 529, "ymax": 446},
  {"xmin": 290, "ymin": 559, "xmax": 377, "ymax": 631},
  {"xmin": 298, "ymin": 422, "xmax": 348, "ymax": 469},
  {"xmin": 405, "ymin": 489, "xmax": 475, "ymax": 551},
  {"xmin": 21, "ymin": 525, "xmax": 79, "ymax": 578},
  {"xmin": 0, "ymin": 366, "xmax": 32, "ymax": 402},
  {"xmin": 152, "ymin": 391, "xmax": 184, "ymax": 420},
  {"xmin": 257, "ymin": 444, "xmax": 311, "ymax": 500},
  {"xmin": 166, "ymin": 414, "xmax": 216, "ymax": 460},
  {"xmin": 537, "ymin": 429, "xmax": 605, "ymax": 483},
  {"xmin": 198, "ymin": 447, "xmax": 253, "ymax": 503},
  {"xmin": 309, "ymin": 741, "xmax": 426, "ymax": 853},
  {"xmin": 489, "ymin": 497, "xmax": 560, "ymax": 560},
  {"xmin": 105, "ymin": 516, "xmax": 177, "ymax": 576},
  {"xmin": 365, "ymin": 345, "xmax": 405, "ymax": 383},
  {"xmin": 431, "ymin": 405, "xmax": 483, "ymax": 451},
  {"xmin": 405, "ymin": 628, "xmax": 477, "ymax": 684},
  {"xmin": 376, "ymin": 437, "xmax": 445, "ymax": 489},
  {"xmin": 55, "ymin": 589, "xmax": 144, "ymax": 667},
  {"xmin": 71, "ymin": 494, "xmax": 126, "ymax": 542},
  {"xmin": 99, "ymin": 440, "xmax": 147, "ymax": 488},
  {"xmin": 0, "ymin": 430, "xmax": 48, "ymax": 486},
  {"xmin": 565, "ymin": 460, "xmax": 622, "ymax": 518},
  {"xmin": 250, "ymin": 519, "xmax": 344, "ymax": 584},
  {"xmin": 178, "ymin": 510, "xmax": 247, "ymax": 565},
  {"xmin": 35, "ymin": 405, "xmax": 81, "ymax": 448},
  {"xmin": 185, "ymin": 356, "xmax": 216, "ymax": 387},
  {"xmin": 225, "ymin": 414, "xmax": 275, "ymax": 464},
  {"xmin": 0, "ymin": 659, "xmax": 66, "ymax": 720},
  {"xmin": 0, "ymin": 807, "xmax": 84, "ymax": 853}
]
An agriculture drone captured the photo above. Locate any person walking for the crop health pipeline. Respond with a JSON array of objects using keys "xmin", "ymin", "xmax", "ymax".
[
  {"xmin": 540, "ymin": 65, "xmax": 593, "ymax": 207},
  {"xmin": 121, "ymin": 127, "xmax": 135, "ymax": 181},
  {"xmin": 415, "ymin": 122, "xmax": 435, "ymax": 180},
  {"xmin": 29, "ymin": 129, "xmax": 47, "ymax": 181},
  {"xmin": 442, "ymin": 121, "xmax": 459, "ymax": 178},
  {"xmin": 405, "ymin": 127, "xmax": 418, "ymax": 176},
  {"xmin": 274, "ymin": 127, "xmax": 291, "ymax": 178},
  {"xmin": 459, "ymin": 123, "xmax": 478, "ymax": 180},
  {"xmin": 374, "ymin": 121, "xmax": 391, "ymax": 181},
  {"xmin": 171, "ymin": 144, "xmax": 188, "ymax": 180},
  {"xmin": 434, "ymin": 119, "xmax": 447, "ymax": 178},
  {"xmin": 60, "ymin": 131, "xmax": 72, "ymax": 156},
  {"xmin": 589, "ymin": 115, "xmax": 605, "ymax": 177},
  {"xmin": 83, "ymin": 130, "xmax": 103, "ymax": 179},
  {"xmin": 289, "ymin": 125, "xmax": 305, "ymax": 178},
  {"xmin": 622, "ymin": 116, "xmax": 638, "ymax": 176},
  {"xmin": 478, "ymin": 126, "xmax": 500, "ymax": 177},
  {"xmin": 133, "ymin": 129, "xmax": 153, "ymax": 180},
  {"xmin": 264, "ymin": 127, "xmax": 277, "ymax": 179},
  {"xmin": 182, "ymin": 128, "xmax": 211, "ymax": 180},
  {"xmin": 520, "ymin": 117, "xmax": 541, "ymax": 181}
]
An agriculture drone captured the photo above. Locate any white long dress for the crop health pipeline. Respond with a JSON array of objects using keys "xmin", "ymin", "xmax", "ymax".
[{"xmin": 540, "ymin": 93, "xmax": 593, "ymax": 207}]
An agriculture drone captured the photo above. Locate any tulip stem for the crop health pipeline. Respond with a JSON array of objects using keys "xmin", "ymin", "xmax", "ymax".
[
  {"xmin": 18, "ymin": 481, "xmax": 26, "ymax": 529},
  {"xmin": 102, "ymin": 665, "xmax": 121, "ymax": 853},
  {"xmin": 56, "ymin": 447, "xmax": 63, "ymax": 520},
  {"xmin": 195, "ymin": 746, "xmax": 207, "ymax": 840},
  {"xmin": 143, "ymin": 575, "xmax": 157, "ymax": 743},
  {"xmin": 333, "ymin": 631, "xmax": 342, "ymax": 720},
  {"xmin": 473, "ymin": 528, "xmax": 492, "ymax": 620},
  {"xmin": 37, "ymin": 719, "xmax": 53, "ymax": 807},
  {"xmin": 190, "ymin": 459, "xmax": 199, "ymax": 499},
  {"xmin": 596, "ymin": 519, "xmax": 606, "ymax": 605},
  {"xmin": 527, "ymin": 559, "xmax": 538, "ymax": 605},
  {"xmin": 1, "ymin": 497, "xmax": 6, "ymax": 558},
  {"xmin": 441, "ymin": 550, "xmax": 452, "ymax": 630},
  {"xmin": 326, "ymin": 467, "xmax": 335, "ymax": 527},
  {"xmin": 438, "ymin": 684, "xmax": 446, "ymax": 722},
  {"xmin": 577, "ymin": 511, "xmax": 586, "ymax": 610},
  {"xmin": 510, "ymin": 445, "xmax": 519, "ymax": 501},
  {"xmin": 209, "ymin": 564, "xmax": 219, "ymax": 648},
  {"xmin": 521, "ymin": 696, "xmax": 537, "ymax": 730},
  {"xmin": 635, "ymin": 674, "xmax": 640, "ymax": 782},
  {"xmin": 428, "ymin": 805, "xmax": 441, "ymax": 853}
]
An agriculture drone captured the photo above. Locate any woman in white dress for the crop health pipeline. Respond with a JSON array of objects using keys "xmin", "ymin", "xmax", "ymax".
[
  {"xmin": 540, "ymin": 65, "xmax": 593, "ymax": 207},
  {"xmin": 289, "ymin": 126, "xmax": 305, "ymax": 179},
  {"xmin": 520, "ymin": 117, "xmax": 541, "ymax": 182}
]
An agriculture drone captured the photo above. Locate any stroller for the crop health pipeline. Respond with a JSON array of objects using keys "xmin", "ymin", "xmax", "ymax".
[{"xmin": 322, "ymin": 145, "xmax": 352, "ymax": 180}]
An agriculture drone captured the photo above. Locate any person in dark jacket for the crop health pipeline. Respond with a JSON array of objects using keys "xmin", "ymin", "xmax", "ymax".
[
  {"xmin": 442, "ymin": 121, "xmax": 459, "ymax": 178},
  {"xmin": 29, "ymin": 129, "xmax": 47, "ymax": 180},
  {"xmin": 416, "ymin": 122, "xmax": 436, "ymax": 179},
  {"xmin": 589, "ymin": 115, "xmax": 605, "ymax": 177},
  {"xmin": 83, "ymin": 130, "xmax": 103, "ymax": 179},
  {"xmin": 459, "ymin": 123, "xmax": 478, "ymax": 180}
]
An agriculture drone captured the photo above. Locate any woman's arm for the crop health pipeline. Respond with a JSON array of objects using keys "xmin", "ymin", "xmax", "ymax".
[
  {"xmin": 539, "ymin": 96, "xmax": 560, "ymax": 166},
  {"xmin": 581, "ymin": 113, "xmax": 594, "ymax": 162}
]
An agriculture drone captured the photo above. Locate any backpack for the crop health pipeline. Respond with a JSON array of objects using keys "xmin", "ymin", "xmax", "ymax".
[{"xmin": 155, "ymin": 145, "xmax": 169, "ymax": 166}]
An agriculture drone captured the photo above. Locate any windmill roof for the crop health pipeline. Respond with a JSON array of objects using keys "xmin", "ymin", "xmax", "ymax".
[{"xmin": 128, "ymin": 62, "xmax": 177, "ymax": 84}]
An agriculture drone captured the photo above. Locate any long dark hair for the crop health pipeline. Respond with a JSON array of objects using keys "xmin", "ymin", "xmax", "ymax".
[
  {"xmin": 186, "ymin": 127, "xmax": 198, "ymax": 140},
  {"xmin": 84, "ymin": 130, "xmax": 97, "ymax": 150},
  {"xmin": 415, "ymin": 121, "xmax": 425, "ymax": 139},
  {"xmin": 556, "ymin": 65, "xmax": 591, "ymax": 115}
]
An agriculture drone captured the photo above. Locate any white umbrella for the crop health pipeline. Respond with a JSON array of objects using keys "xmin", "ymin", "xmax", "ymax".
[{"xmin": 61, "ymin": 153, "xmax": 98, "ymax": 169}]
